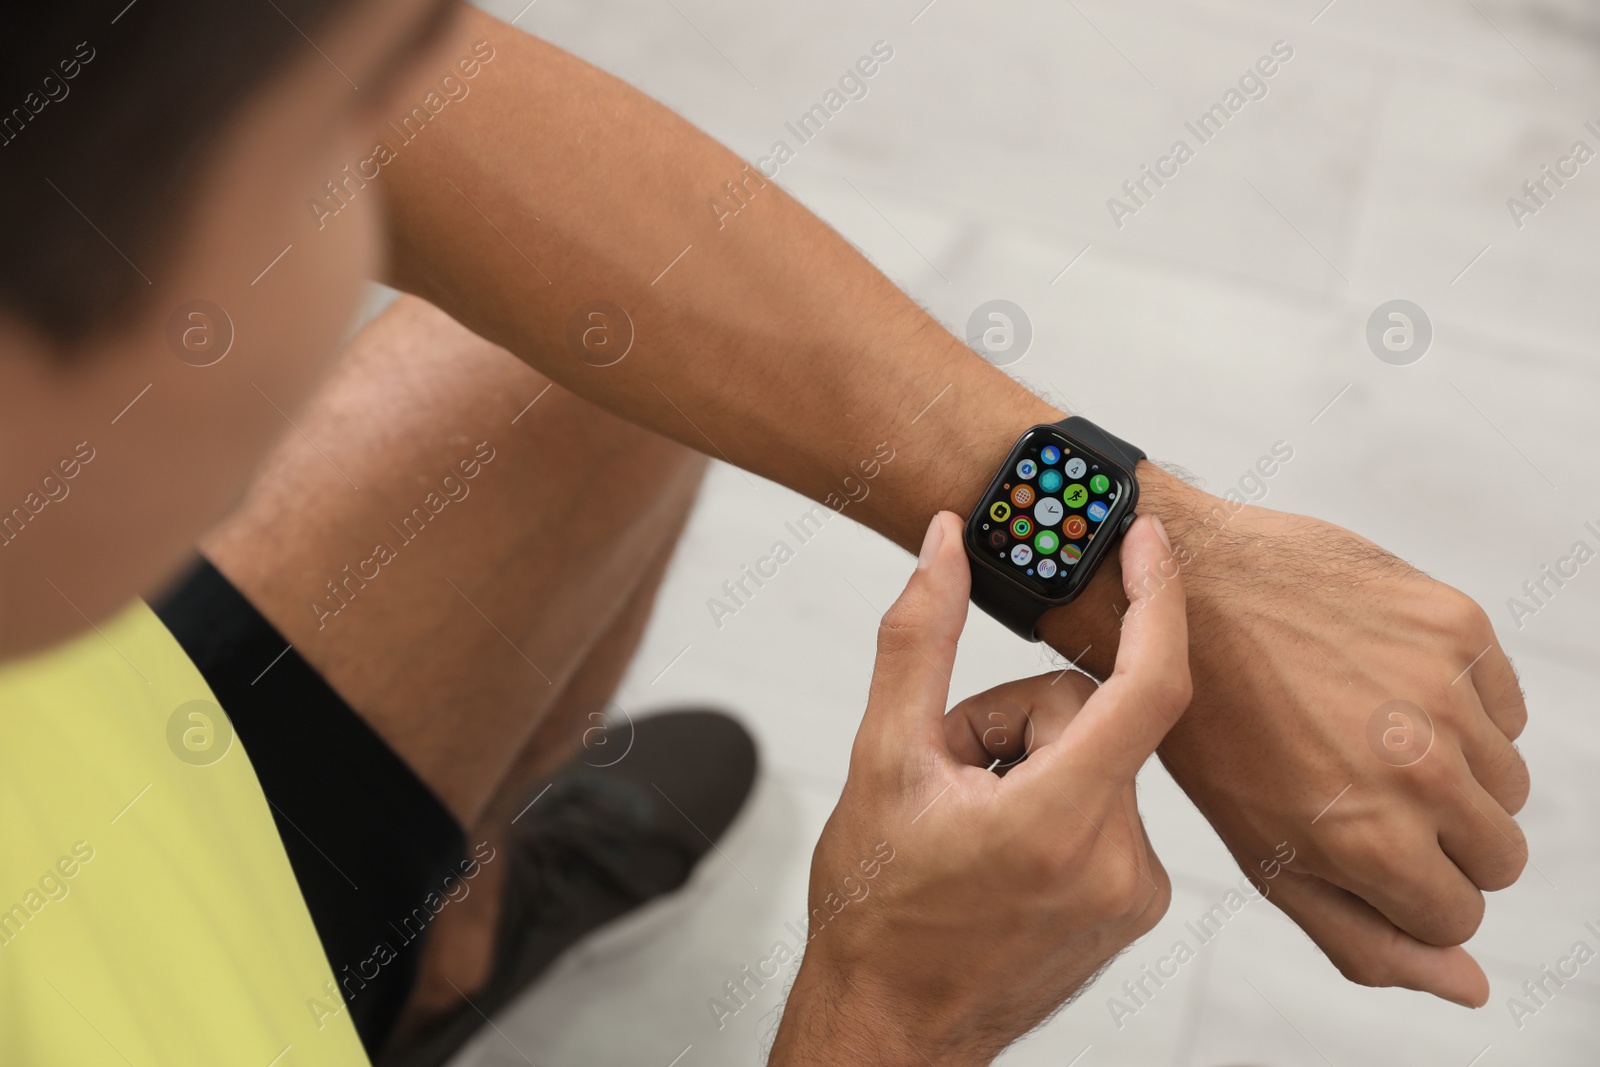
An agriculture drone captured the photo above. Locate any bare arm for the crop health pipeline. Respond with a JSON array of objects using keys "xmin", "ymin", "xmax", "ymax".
[
  {"xmin": 381, "ymin": 6, "xmax": 1527, "ymax": 1019},
  {"xmin": 381, "ymin": 16, "xmax": 1055, "ymax": 555}
]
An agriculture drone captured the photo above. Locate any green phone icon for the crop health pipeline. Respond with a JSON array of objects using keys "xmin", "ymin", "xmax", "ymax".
[{"xmin": 1089, "ymin": 473, "xmax": 1110, "ymax": 494}]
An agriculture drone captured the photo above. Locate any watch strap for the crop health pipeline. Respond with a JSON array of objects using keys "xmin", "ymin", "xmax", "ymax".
[
  {"xmin": 968, "ymin": 558, "xmax": 1054, "ymax": 641},
  {"xmin": 1058, "ymin": 414, "xmax": 1146, "ymax": 470}
]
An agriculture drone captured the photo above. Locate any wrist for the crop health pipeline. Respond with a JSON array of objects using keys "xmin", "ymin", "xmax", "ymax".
[
  {"xmin": 861, "ymin": 363, "xmax": 1219, "ymax": 672},
  {"xmin": 1037, "ymin": 460, "xmax": 1219, "ymax": 678},
  {"xmin": 772, "ymin": 958, "xmax": 992, "ymax": 1067},
  {"xmin": 854, "ymin": 337, "xmax": 1062, "ymax": 551}
]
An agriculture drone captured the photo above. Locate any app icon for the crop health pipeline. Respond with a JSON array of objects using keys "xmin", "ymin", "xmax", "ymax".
[
  {"xmin": 988, "ymin": 529, "xmax": 1007, "ymax": 547},
  {"xmin": 1033, "ymin": 497, "xmax": 1064, "ymax": 527},
  {"xmin": 1040, "ymin": 445, "xmax": 1061, "ymax": 465},
  {"xmin": 1039, "ymin": 469, "xmax": 1063, "ymax": 493},
  {"xmin": 1086, "ymin": 500, "xmax": 1109, "ymax": 523},
  {"xmin": 1063, "ymin": 515, "xmax": 1088, "ymax": 539},
  {"xmin": 1034, "ymin": 530, "xmax": 1060, "ymax": 554},
  {"xmin": 1064, "ymin": 457, "xmax": 1087, "ymax": 479},
  {"xmin": 1036, "ymin": 558, "xmax": 1057, "ymax": 578},
  {"xmin": 1016, "ymin": 459, "xmax": 1038, "ymax": 479},
  {"xmin": 1011, "ymin": 516, "xmax": 1033, "ymax": 538},
  {"xmin": 1062, "ymin": 544, "xmax": 1084, "ymax": 565},
  {"xmin": 1010, "ymin": 543, "xmax": 1033, "ymax": 566},
  {"xmin": 1089, "ymin": 473, "xmax": 1110, "ymax": 494},
  {"xmin": 1063, "ymin": 483, "xmax": 1088, "ymax": 507},
  {"xmin": 1011, "ymin": 484, "xmax": 1035, "ymax": 508},
  {"xmin": 989, "ymin": 501, "xmax": 1011, "ymax": 523}
]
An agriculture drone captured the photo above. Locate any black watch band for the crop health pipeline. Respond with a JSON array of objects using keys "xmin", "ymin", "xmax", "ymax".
[
  {"xmin": 967, "ymin": 416, "xmax": 1145, "ymax": 641},
  {"xmin": 967, "ymin": 562, "xmax": 1058, "ymax": 641},
  {"xmin": 1055, "ymin": 415, "xmax": 1145, "ymax": 477}
]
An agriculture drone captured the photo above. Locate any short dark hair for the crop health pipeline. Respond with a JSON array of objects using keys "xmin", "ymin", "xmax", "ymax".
[{"xmin": 0, "ymin": 0, "xmax": 358, "ymax": 350}]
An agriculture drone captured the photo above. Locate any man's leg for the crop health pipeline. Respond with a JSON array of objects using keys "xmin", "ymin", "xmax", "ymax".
[
  {"xmin": 198, "ymin": 295, "xmax": 714, "ymax": 1030},
  {"xmin": 202, "ymin": 294, "xmax": 706, "ymax": 825},
  {"xmin": 398, "ymin": 493, "xmax": 691, "ymax": 1027}
]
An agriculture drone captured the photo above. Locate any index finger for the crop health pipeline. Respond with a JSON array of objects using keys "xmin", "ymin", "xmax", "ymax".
[{"xmin": 1017, "ymin": 515, "xmax": 1191, "ymax": 794}]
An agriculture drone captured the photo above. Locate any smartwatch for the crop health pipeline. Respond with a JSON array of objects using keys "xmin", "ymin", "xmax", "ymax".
[{"xmin": 963, "ymin": 415, "xmax": 1145, "ymax": 641}]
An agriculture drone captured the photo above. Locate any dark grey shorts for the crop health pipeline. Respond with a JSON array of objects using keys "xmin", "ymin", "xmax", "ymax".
[{"xmin": 155, "ymin": 556, "xmax": 466, "ymax": 1057}]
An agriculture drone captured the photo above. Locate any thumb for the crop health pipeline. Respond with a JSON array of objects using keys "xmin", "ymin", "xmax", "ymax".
[
  {"xmin": 1050, "ymin": 515, "xmax": 1191, "ymax": 788},
  {"xmin": 857, "ymin": 512, "xmax": 971, "ymax": 757}
]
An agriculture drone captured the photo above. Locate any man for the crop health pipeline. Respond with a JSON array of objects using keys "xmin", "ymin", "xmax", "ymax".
[{"xmin": 0, "ymin": 1, "xmax": 1528, "ymax": 1063}]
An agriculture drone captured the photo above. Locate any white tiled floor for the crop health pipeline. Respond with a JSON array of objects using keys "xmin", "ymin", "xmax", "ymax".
[{"xmin": 452, "ymin": 0, "xmax": 1600, "ymax": 1063}]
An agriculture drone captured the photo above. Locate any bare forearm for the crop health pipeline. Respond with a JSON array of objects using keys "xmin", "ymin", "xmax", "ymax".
[
  {"xmin": 384, "ymin": 14, "xmax": 1048, "ymax": 540},
  {"xmin": 381, "ymin": 11, "xmax": 1207, "ymax": 669},
  {"xmin": 770, "ymin": 989, "xmax": 941, "ymax": 1067},
  {"xmin": 771, "ymin": 961, "xmax": 996, "ymax": 1067}
]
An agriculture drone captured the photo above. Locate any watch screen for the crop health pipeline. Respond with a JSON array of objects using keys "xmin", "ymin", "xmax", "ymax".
[{"xmin": 965, "ymin": 427, "xmax": 1133, "ymax": 600}]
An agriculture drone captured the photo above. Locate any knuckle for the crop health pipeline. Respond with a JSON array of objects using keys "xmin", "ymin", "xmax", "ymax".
[
  {"xmin": 1018, "ymin": 826, "xmax": 1102, "ymax": 894},
  {"xmin": 1493, "ymin": 746, "xmax": 1532, "ymax": 815},
  {"xmin": 1435, "ymin": 893, "xmax": 1485, "ymax": 945},
  {"xmin": 1422, "ymin": 676, "xmax": 1456, "ymax": 711},
  {"xmin": 1441, "ymin": 590, "xmax": 1492, "ymax": 638},
  {"xmin": 1337, "ymin": 830, "xmax": 1410, "ymax": 886},
  {"xmin": 1014, "ymin": 842, "xmax": 1070, "ymax": 891},
  {"xmin": 875, "ymin": 617, "xmax": 916, "ymax": 660},
  {"xmin": 1401, "ymin": 888, "xmax": 1483, "ymax": 947},
  {"xmin": 1123, "ymin": 667, "xmax": 1192, "ymax": 719},
  {"xmin": 1136, "ymin": 878, "xmax": 1173, "ymax": 934},
  {"xmin": 876, "ymin": 593, "xmax": 945, "ymax": 656},
  {"xmin": 1478, "ymin": 824, "xmax": 1530, "ymax": 892},
  {"xmin": 1085, "ymin": 860, "xmax": 1146, "ymax": 922},
  {"xmin": 877, "ymin": 587, "xmax": 921, "ymax": 635},
  {"xmin": 1501, "ymin": 701, "xmax": 1530, "ymax": 742},
  {"xmin": 1152, "ymin": 669, "xmax": 1194, "ymax": 715},
  {"xmin": 1056, "ymin": 669, "xmax": 1098, "ymax": 707},
  {"xmin": 1506, "ymin": 756, "xmax": 1532, "ymax": 814},
  {"xmin": 1477, "ymin": 848, "xmax": 1527, "ymax": 893},
  {"xmin": 1409, "ymin": 748, "xmax": 1455, "ymax": 793}
]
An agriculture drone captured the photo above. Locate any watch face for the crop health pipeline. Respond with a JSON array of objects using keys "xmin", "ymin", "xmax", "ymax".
[{"xmin": 965, "ymin": 426, "xmax": 1133, "ymax": 601}]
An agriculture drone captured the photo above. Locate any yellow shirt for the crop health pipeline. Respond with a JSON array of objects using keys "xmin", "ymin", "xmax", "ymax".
[{"xmin": 0, "ymin": 601, "xmax": 368, "ymax": 1066}]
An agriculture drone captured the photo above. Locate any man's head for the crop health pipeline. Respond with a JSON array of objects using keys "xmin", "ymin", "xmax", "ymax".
[{"xmin": 0, "ymin": 0, "xmax": 464, "ymax": 656}]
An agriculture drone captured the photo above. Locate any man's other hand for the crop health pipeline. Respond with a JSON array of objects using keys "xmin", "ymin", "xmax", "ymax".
[{"xmin": 770, "ymin": 512, "xmax": 1191, "ymax": 1065}]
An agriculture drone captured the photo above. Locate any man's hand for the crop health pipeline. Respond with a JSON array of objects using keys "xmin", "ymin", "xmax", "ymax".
[
  {"xmin": 1045, "ymin": 473, "xmax": 1530, "ymax": 1009},
  {"xmin": 770, "ymin": 512, "xmax": 1190, "ymax": 1066}
]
